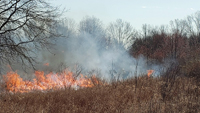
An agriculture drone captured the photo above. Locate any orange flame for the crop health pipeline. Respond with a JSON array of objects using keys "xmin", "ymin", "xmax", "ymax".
[
  {"xmin": 147, "ymin": 70, "xmax": 154, "ymax": 78},
  {"xmin": 44, "ymin": 63, "xmax": 49, "ymax": 66},
  {"xmin": 3, "ymin": 69, "xmax": 100, "ymax": 93}
]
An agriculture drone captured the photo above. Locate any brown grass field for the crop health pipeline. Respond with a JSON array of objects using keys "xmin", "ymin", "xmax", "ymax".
[{"xmin": 0, "ymin": 76, "xmax": 199, "ymax": 113}]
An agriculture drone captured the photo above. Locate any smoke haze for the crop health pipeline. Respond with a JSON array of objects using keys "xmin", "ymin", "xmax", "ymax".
[
  {"xmin": 3, "ymin": 17, "xmax": 172, "ymax": 81},
  {"xmin": 36, "ymin": 30, "xmax": 165, "ymax": 81}
]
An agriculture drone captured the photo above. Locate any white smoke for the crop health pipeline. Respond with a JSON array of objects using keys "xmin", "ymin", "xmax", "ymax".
[
  {"xmin": 7, "ymin": 17, "xmax": 169, "ymax": 81},
  {"xmin": 36, "ymin": 29, "xmax": 164, "ymax": 81}
]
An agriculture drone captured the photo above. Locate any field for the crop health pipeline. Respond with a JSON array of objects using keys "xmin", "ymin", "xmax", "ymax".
[
  {"xmin": 0, "ymin": 76, "xmax": 199, "ymax": 113},
  {"xmin": 1, "ymin": 1, "xmax": 200, "ymax": 113}
]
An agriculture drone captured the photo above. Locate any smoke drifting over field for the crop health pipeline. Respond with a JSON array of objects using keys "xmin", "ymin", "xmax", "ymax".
[
  {"xmin": 36, "ymin": 28, "xmax": 166, "ymax": 81},
  {"xmin": 4, "ymin": 17, "xmax": 172, "ymax": 81}
]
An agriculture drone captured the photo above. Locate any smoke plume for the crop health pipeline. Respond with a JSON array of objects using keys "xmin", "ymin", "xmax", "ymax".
[{"xmin": 36, "ymin": 29, "xmax": 165, "ymax": 81}]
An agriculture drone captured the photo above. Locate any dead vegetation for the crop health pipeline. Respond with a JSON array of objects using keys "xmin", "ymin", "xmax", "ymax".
[{"xmin": 0, "ymin": 75, "xmax": 199, "ymax": 113}]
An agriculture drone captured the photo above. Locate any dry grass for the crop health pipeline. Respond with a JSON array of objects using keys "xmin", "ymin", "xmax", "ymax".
[{"xmin": 0, "ymin": 76, "xmax": 199, "ymax": 113}]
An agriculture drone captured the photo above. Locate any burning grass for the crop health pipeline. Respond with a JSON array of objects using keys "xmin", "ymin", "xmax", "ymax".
[
  {"xmin": 0, "ymin": 75, "xmax": 199, "ymax": 113},
  {"xmin": 2, "ymin": 70, "xmax": 102, "ymax": 93}
]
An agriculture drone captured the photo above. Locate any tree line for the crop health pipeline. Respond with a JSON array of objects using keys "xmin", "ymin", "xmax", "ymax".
[{"xmin": 129, "ymin": 11, "xmax": 200, "ymax": 78}]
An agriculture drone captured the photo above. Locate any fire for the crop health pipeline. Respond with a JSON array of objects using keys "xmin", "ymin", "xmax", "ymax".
[
  {"xmin": 2, "ymin": 68, "xmax": 155, "ymax": 93},
  {"xmin": 44, "ymin": 63, "xmax": 49, "ymax": 66},
  {"xmin": 3, "ymin": 69, "xmax": 100, "ymax": 93},
  {"xmin": 147, "ymin": 70, "xmax": 154, "ymax": 77}
]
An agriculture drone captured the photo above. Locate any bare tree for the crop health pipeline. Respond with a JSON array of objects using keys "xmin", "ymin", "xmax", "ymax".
[
  {"xmin": 78, "ymin": 16, "xmax": 107, "ymax": 48},
  {"xmin": 57, "ymin": 18, "xmax": 76, "ymax": 38},
  {"xmin": 185, "ymin": 11, "xmax": 200, "ymax": 36},
  {"xmin": 142, "ymin": 24, "xmax": 169, "ymax": 36},
  {"xmin": 169, "ymin": 19, "xmax": 187, "ymax": 36},
  {"xmin": 107, "ymin": 19, "xmax": 137, "ymax": 49},
  {"xmin": 142, "ymin": 24, "xmax": 149, "ymax": 38},
  {"xmin": 159, "ymin": 25, "xmax": 169, "ymax": 34},
  {"xmin": 79, "ymin": 16, "xmax": 105, "ymax": 38},
  {"xmin": 0, "ymin": 0, "xmax": 61, "ymax": 70}
]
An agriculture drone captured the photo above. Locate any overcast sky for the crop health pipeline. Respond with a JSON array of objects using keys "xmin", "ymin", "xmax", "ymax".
[{"xmin": 50, "ymin": 0, "xmax": 200, "ymax": 30}]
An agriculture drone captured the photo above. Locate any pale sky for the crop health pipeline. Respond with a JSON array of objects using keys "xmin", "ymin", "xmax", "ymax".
[{"xmin": 50, "ymin": 0, "xmax": 200, "ymax": 30}]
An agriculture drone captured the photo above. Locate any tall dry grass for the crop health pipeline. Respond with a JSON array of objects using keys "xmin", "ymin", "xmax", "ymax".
[{"xmin": 0, "ymin": 76, "xmax": 199, "ymax": 113}]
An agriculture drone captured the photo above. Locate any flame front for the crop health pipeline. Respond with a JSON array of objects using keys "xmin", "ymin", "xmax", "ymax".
[
  {"xmin": 3, "ymin": 70, "xmax": 99, "ymax": 93},
  {"xmin": 43, "ymin": 63, "xmax": 49, "ymax": 66},
  {"xmin": 3, "ymin": 69, "xmax": 154, "ymax": 93},
  {"xmin": 147, "ymin": 70, "xmax": 154, "ymax": 77}
]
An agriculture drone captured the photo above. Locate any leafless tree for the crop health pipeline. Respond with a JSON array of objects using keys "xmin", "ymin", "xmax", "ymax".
[
  {"xmin": 57, "ymin": 18, "xmax": 76, "ymax": 38},
  {"xmin": 142, "ymin": 24, "xmax": 149, "ymax": 38},
  {"xmin": 159, "ymin": 25, "xmax": 169, "ymax": 34},
  {"xmin": 0, "ymin": 0, "xmax": 61, "ymax": 71},
  {"xmin": 169, "ymin": 19, "xmax": 187, "ymax": 36},
  {"xmin": 79, "ymin": 16, "xmax": 105, "ymax": 37},
  {"xmin": 107, "ymin": 19, "xmax": 137, "ymax": 49},
  {"xmin": 142, "ymin": 24, "xmax": 169, "ymax": 36},
  {"xmin": 185, "ymin": 11, "xmax": 200, "ymax": 36},
  {"xmin": 78, "ymin": 16, "xmax": 107, "ymax": 48}
]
